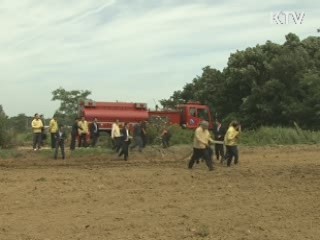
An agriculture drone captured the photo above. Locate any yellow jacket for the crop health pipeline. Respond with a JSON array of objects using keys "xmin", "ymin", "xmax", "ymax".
[
  {"xmin": 224, "ymin": 126, "xmax": 240, "ymax": 146},
  {"xmin": 193, "ymin": 126, "xmax": 214, "ymax": 149},
  {"xmin": 78, "ymin": 120, "xmax": 89, "ymax": 135},
  {"xmin": 49, "ymin": 119, "xmax": 58, "ymax": 133},
  {"xmin": 31, "ymin": 119, "xmax": 43, "ymax": 133},
  {"xmin": 111, "ymin": 123, "xmax": 121, "ymax": 138}
]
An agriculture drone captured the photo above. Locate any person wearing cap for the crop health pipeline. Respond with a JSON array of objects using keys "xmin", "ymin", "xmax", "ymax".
[
  {"xmin": 188, "ymin": 121, "xmax": 214, "ymax": 171},
  {"xmin": 224, "ymin": 121, "xmax": 241, "ymax": 167}
]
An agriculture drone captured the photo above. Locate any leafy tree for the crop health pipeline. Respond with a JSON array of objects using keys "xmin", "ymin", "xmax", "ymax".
[
  {"xmin": 162, "ymin": 33, "xmax": 320, "ymax": 130},
  {"xmin": 51, "ymin": 87, "xmax": 92, "ymax": 125}
]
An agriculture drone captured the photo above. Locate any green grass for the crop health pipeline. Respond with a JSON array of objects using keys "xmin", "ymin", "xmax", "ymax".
[
  {"xmin": 241, "ymin": 126, "xmax": 320, "ymax": 146},
  {"xmin": 0, "ymin": 149, "xmax": 23, "ymax": 159},
  {"xmin": 2, "ymin": 126, "xmax": 320, "ymax": 153}
]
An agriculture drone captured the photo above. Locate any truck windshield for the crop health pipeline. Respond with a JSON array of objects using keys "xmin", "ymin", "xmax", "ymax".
[
  {"xmin": 197, "ymin": 108, "xmax": 209, "ymax": 121},
  {"xmin": 189, "ymin": 108, "xmax": 196, "ymax": 117}
]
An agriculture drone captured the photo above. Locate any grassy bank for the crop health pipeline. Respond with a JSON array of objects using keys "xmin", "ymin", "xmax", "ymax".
[
  {"xmin": 1, "ymin": 126, "xmax": 320, "ymax": 156},
  {"xmin": 240, "ymin": 126, "xmax": 320, "ymax": 146}
]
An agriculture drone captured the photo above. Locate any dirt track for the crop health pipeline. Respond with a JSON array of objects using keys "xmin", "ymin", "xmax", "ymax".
[{"xmin": 0, "ymin": 145, "xmax": 319, "ymax": 240}]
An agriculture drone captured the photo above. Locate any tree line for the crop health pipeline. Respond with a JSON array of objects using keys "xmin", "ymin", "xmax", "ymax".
[
  {"xmin": 159, "ymin": 33, "xmax": 320, "ymax": 130},
  {"xmin": 1, "ymin": 33, "xmax": 320, "ymax": 148}
]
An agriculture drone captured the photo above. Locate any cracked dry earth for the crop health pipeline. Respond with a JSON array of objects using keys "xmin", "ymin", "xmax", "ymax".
[{"xmin": 0, "ymin": 145, "xmax": 319, "ymax": 240}]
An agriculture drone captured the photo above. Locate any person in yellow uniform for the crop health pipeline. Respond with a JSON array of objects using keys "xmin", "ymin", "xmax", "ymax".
[
  {"xmin": 49, "ymin": 115, "xmax": 58, "ymax": 149},
  {"xmin": 224, "ymin": 121, "xmax": 241, "ymax": 167},
  {"xmin": 78, "ymin": 116, "xmax": 89, "ymax": 147},
  {"xmin": 188, "ymin": 121, "xmax": 214, "ymax": 171},
  {"xmin": 111, "ymin": 119, "xmax": 121, "ymax": 152},
  {"xmin": 31, "ymin": 113, "xmax": 43, "ymax": 151}
]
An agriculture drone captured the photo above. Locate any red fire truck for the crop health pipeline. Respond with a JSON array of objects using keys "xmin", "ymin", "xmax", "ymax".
[{"xmin": 79, "ymin": 100, "xmax": 214, "ymax": 131}]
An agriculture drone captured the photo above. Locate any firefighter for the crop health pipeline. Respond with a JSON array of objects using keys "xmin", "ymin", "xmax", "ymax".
[
  {"xmin": 224, "ymin": 121, "xmax": 241, "ymax": 167},
  {"xmin": 31, "ymin": 113, "xmax": 43, "ymax": 151},
  {"xmin": 49, "ymin": 115, "xmax": 58, "ymax": 149},
  {"xmin": 78, "ymin": 116, "xmax": 89, "ymax": 147},
  {"xmin": 188, "ymin": 121, "xmax": 214, "ymax": 171}
]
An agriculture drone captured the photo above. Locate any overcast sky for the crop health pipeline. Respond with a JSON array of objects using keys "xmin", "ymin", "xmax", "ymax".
[{"xmin": 0, "ymin": 0, "xmax": 319, "ymax": 117}]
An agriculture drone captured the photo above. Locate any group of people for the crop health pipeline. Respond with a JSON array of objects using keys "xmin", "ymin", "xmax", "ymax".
[
  {"xmin": 31, "ymin": 114, "xmax": 101, "ymax": 160},
  {"xmin": 111, "ymin": 120, "xmax": 147, "ymax": 161},
  {"xmin": 31, "ymin": 113, "xmax": 67, "ymax": 159},
  {"xmin": 188, "ymin": 119, "xmax": 241, "ymax": 171},
  {"xmin": 31, "ymin": 113, "xmax": 240, "ymax": 168},
  {"xmin": 70, "ymin": 116, "xmax": 100, "ymax": 150},
  {"xmin": 31, "ymin": 114, "xmax": 149, "ymax": 161}
]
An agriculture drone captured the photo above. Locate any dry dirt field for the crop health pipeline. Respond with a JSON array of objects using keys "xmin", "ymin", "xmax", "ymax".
[{"xmin": 0, "ymin": 145, "xmax": 319, "ymax": 240}]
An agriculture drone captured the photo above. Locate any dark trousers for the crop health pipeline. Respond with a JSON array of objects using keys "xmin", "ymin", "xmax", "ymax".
[
  {"xmin": 188, "ymin": 148, "xmax": 214, "ymax": 170},
  {"xmin": 54, "ymin": 140, "xmax": 65, "ymax": 159},
  {"xmin": 51, "ymin": 133, "xmax": 56, "ymax": 149},
  {"xmin": 119, "ymin": 140, "xmax": 130, "ymax": 160},
  {"xmin": 91, "ymin": 134, "xmax": 99, "ymax": 147},
  {"xmin": 70, "ymin": 134, "xmax": 77, "ymax": 150},
  {"xmin": 214, "ymin": 143, "xmax": 225, "ymax": 161},
  {"xmin": 142, "ymin": 134, "xmax": 147, "ymax": 148},
  {"xmin": 131, "ymin": 136, "xmax": 143, "ymax": 152},
  {"xmin": 78, "ymin": 134, "xmax": 87, "ymax": 147},
  {"xmin": 33, "ymin": 133, "xmax": 42, "ymax": 150},
  {"xmin": 113, "ymin": 137, "xmax": 122, "ymax": 152},
  {"xmin": 162, "ymin": 137, "xmax": 169, "ymax": 148},
  {"xmin": 225, "ymin": 145, "xmax": 239, "ymax": 166}
]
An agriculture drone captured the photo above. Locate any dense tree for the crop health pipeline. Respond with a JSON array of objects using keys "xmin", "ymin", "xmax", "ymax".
[
  {"xmin": 161, "ymin": 33, "xmax": 320, "ymax": 129},
  {"xmin": 0, "ymin": 105, "xmax": 8, "ymax": 148},
  {"xmin": 7, "ymin": 114, "xmax": 32, "ymax": 133},
  {"xmin": 51, "ymin": 87, "xmax": 92, "ymax": 125}
]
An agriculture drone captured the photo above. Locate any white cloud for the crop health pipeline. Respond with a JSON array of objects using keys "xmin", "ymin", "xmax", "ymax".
[{"xmin": 0, "ymin": 0, "xmax": 319, "ymax": 116}]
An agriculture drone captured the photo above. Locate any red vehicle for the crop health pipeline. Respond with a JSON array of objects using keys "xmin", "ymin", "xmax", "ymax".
[{"xmin": 79, "ymin": 100, "xmax": 214, "ymax": 131}]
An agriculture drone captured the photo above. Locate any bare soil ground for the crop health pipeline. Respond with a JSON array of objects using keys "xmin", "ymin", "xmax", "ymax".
[{"xmin": 0, "ymin": 145, "xmax": 319, "ymax": 240}]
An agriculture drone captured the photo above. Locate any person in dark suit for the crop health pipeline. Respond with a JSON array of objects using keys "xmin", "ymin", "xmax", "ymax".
[
  {"xmin": 213, "ymin": 119, "xmax": 226, "ymax": 163},
  {"xmin": 54, "ymin": 125, "xmax": 67, "ymax": 159},
  {"xmin": 90, "ymin": 117, "xmax": 100, "ymax": 147},
  {"xmin": 70, "ymin": 117, "xmax": 80, "ymax": 150},
  {"xmin": 130, "ymin": 121, "xmax": 143, "ymax": 152},
  {"xmin": 118, "ymin": 122, "xmax": 131, "ymax": 161}
]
